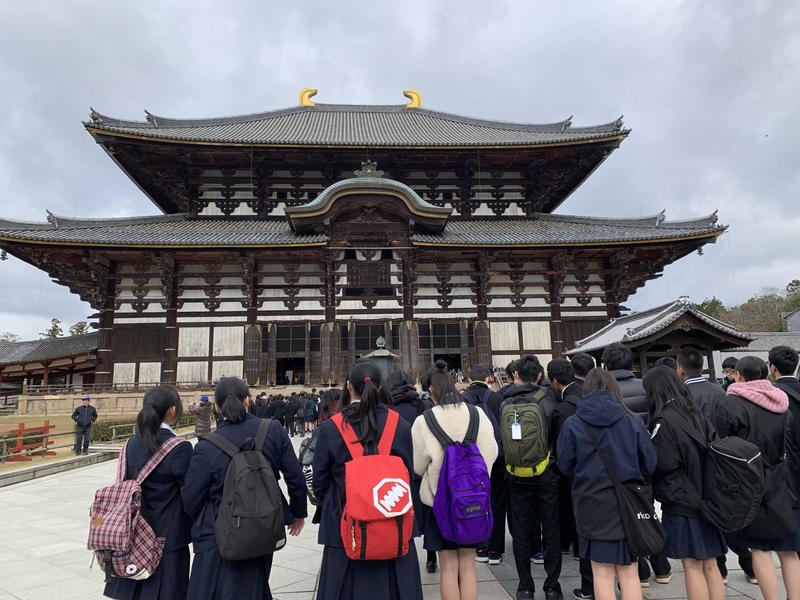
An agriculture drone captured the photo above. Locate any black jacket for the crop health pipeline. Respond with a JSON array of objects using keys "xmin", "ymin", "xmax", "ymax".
[
  {"xmin": 72, "ymin": 405, "xmax": 97, "ymax": 427},
  {"xmin": 463, "ymin": 382, "xmax": 502, "ymax": 448},
  {"xmin": 551, "ymin": 380, "xmax": 582, "ymax": 460},
  {"xmin": 181, "ymin": 414, "xmax": 307, "ymax": 553},
  {"xmin": 608, "ymin": 369, "xmax": 648, "ymax": 422},
  {"xmin": 121, "ymin": 429, "xmax": 193, "ymax": 552},
  {"xmin": 557, "ymin": 390, "xmax": 656, "ymax": 540},
  {"xmin": 685, "ymin": 378, "xmax": 727, "ymax": 423},
  {"xmin": 650, "ymin": 404, "xmax": 716, "ymax": 517},
  {"xmin": 271, "ymin": 399, "xmax": 286, "ymax": 420},
  {"xmin": 312, "ymin": 405, "xmax": 413, "ymax": 547},
  {"xmin": 389, "ymin": 384, "xmax": 432, "ymax": 426},
  {"xmin": 500, "ymin": 383, "xmax": 557, "ymax": 450},
  {"xmin": 715, "ymin": 394, "xmax": 791, "ymax": 466}
]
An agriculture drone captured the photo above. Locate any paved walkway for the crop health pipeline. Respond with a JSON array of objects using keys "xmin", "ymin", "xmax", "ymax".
[{"xmin": 0, "ymin": 436, "xmax": 782, "ymax": 599}]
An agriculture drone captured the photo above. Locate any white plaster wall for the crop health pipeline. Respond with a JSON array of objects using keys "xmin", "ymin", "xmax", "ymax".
[
  {"xmin": 490, "ymin": 322, "xmax": 519, "ymax": 351},
  {"xmin": 212, "ymin": 360, "xmax": 244, "ymax": 380},
  {"xmin": 177, "ymin": 361, "xmax": 208, "ymax": 383},
  {"xmin": 213, "ymin": 326, "xmax": 244, "ymax": 357},
  {"xmin": 138, "ymin": 362, "xmax": 162, "ymax": 384},
  {"xmin": 522, "ymin": 322, "xmax": 551, "ymax": 350},
  {"xmin": 178, "ymin": 327, "xmax": 210, "ymax": 357},
  {"xmin": 113, "ymin": 362, "xmax": 136, "ymax": 384}
]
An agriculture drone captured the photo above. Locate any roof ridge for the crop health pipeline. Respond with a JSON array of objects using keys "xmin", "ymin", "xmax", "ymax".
[{"xmin": 45, "ymin": 213, "xmax": 189, "ymax": 228}]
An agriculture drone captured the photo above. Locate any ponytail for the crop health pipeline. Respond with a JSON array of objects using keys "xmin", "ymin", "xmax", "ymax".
[
  {"xmin": 341, "ymin": 360, "xmax": 383, "ymax": 446},
  {"xmin": 137, "ymin": 386, "xmax": 183, "ymax": 453},
  {"xmin": 214, "ymin": 377, "xmax": 249, "ymax": 423},
  {"xmin": 428, "ymin": 359, "xmax": 462, "ymax": 406}
]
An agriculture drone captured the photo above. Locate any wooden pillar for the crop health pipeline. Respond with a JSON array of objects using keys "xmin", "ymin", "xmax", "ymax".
[
  {"xmin": 265, "ymin": 323, "xmax": 277, "ymax": 385},
  {"xmin": 319, "ymin": 255, "xmax": 338, "ymax": 384},
  {"xmin": 459, "ymin": 320, "xmax": 471, "ymax": 375},
  {"xmin": 95, "ymin": 266, "xmax": 116, "ymax": 389},
  {"xmin": 472, "ymin": 254, "xmax": 492, "ymax": 368},
  {"xmin": 42, "ymin": 362, "xmax": 50, "ymax": 387},
  {"xmin": 639, "ymin": 350, "xmax": 648, "ymax": 376},
  {"xmin": 547, "ymin": 255, "xmax": 567, "ymax": 358},
  {"xmin": 399, "ymin": 320, "xmax": 421, "ymax": 381},
  {"xmin": 160, "ymin": 255, "xmax": 179, "ymax": 385},
  {"xmin": 706, "ymin": 348, "xmax": 717, "ymax": 381},
  {"xmin": 304, "ymin": 322, "xmax": 311, "ymax": 385}
]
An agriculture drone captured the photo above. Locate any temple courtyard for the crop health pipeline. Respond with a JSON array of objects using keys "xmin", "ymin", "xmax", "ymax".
[{"xmin": 0, "ymin": 437, "xmax": 780, "ymax": 600}]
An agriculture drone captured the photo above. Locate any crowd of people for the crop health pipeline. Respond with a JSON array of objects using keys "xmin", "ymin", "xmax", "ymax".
[{"xmin": 90, "ymin": 342, "xmax": 800, "ymax": 600}]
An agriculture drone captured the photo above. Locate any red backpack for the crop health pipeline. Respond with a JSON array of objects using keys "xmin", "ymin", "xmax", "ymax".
[{"xmin": 332, "ymin": 410, "xmax": 414, "ymax": 560}]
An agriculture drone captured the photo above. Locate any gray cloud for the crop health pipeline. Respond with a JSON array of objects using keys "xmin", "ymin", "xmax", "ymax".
[{"xmin": 0, "ymin": 0, "xmax": 797, "ymax": 339}]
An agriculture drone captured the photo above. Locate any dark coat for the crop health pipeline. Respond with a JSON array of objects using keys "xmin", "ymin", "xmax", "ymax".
[
  {"xmin": 463, "ymin": 382, "xmax": 502, "ymax": 447},
  {"xmin": 650, "ymin": 404, "xmax": 716, "ymax": 517},
  {"xmin": 551, "ymin": 380, "xmax": 582, "ymax": 460},
  {"xmin": 311, "ymin": 405, "xmax": 420, "ymax": 600},
  {"xmin": 557, "ymin": 390, "xmax": 657, "ymax": 540},
  {"xmin": 104, "ymin": 429, "xmax": 192, "ymax": 600},
  {"xmin": 609, "ymin": 369, "xmax": 648, "ymax": 422},
  {"xmin": 686, "ymin": 379, "xmax": 727, "ymax": 423},
  {"xmin": 311, "ymin": 404, "xmax": 414, "ymax": 548},
  {"xmin": 72, "ymin": 404, "xmax": 97, "ymax": 427},
  {"xmin": 181, "ymin": 414, "xmax": 308, "ymax": 553},
  {"xmin": 256, "ymin": 402, "xmax": 272, "ymax": 419}
]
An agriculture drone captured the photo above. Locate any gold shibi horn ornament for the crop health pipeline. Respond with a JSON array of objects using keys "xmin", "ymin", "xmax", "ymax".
[
  {"xmin": 403, "ymin": 90, "xmax": 422, "ymax": 109},
  {"xmin": 299, "ymin": 88, "xmax": 318, "ymax": 107}
]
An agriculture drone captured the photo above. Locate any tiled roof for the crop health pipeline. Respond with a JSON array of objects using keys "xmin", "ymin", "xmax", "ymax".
[
  {"xmin": 0, "ymin": 212, "xmax": 723, "ymax": 248},
  {"xmin": 0, "ymin": 333, "xmax": 98, "ymax": 367},
  {"xmin": 727, "ymin": 332, "xmax": 800, "ymax": 353},
  {"xmin": 0, "ymin": 214, "xmax": 327, "ymax": 247},
  {"xmin": 410, "ymin": 213, "xmax": 724, "ymax": 246},
  {"xmin": 567, "ymin": 298, "xmax": 752, "ymax": 354},
  {"xmin": 86, "ymin": 104, "xmax": 628, "ymax": 147}
]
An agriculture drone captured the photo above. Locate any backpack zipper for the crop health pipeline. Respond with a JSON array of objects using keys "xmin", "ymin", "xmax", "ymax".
[{"xmin": 710, "ymin": 446, "xmax": 762, "ymax": 464}]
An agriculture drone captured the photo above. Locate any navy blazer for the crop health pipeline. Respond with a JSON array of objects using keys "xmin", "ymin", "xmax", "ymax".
[
  {"xmin": 123, "ymin": 429, "xmax": 192, "ymax": 552},
  {"xmin": 181, "ymin": 414, "xmax": 308, "ymax": 553},
  {"xmin": 311, "ymin": 404, "xmax": 414, "ymax": 547}
]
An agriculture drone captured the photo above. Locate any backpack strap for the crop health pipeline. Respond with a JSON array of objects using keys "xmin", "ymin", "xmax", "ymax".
[
  {"xmin": 135, "ymin": 436, "xmax": 189, "ymax": 485},
  {"xmin": 254, "ymin": 418, "xmax": 271, "ymax": 451},
  {"xmin": 464, "ymin": 403, "xmax": 480, "ymax": 445},
  {"xmin": 481, "ymin": 387, "xmax": 492, "ymax": 406},
  {"xmin": 423, "ymin": 408, "xmax": 456, "ymax": 448},
  {"xmin": 579, "ymin": 418, "xmax": 621, "ymax": 486},
  {"xmin": 377, "ymin": 410, "xmax": 400, "ymax": 456},
  {"xmin": 532, "ymin": 388, "xmax": 547, "ymax": 402},
  {"xmin": 116, "ymin": 439, "xmax": 131, "ymax": 483},
  {"xmin": 204, "ymin": 430, "xmax": 242, "ymax": 459},
  {"xmin": 332, "ymin": 413, "xmax": 364, "ymax": 460}
]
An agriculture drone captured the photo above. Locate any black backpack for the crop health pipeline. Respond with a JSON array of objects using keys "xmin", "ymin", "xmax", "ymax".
[
  {"xmin": 663, "ymin": 413, "xmax": 765, "ymax": 532},
  {"xmin": 204, "ymin": 419, "xmax": 287, "ymax": 560}
]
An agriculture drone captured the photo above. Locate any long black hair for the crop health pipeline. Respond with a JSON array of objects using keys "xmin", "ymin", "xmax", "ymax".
[
  {"xmin": 582, "ymin": 368, "xmax": 634, "ymax": 415},
  {"xmin": 341, "ymin": 360, "xmax": 383, "ymax": 445},
  {"xmin": 137, "ymin": 386, "xmax": 183, "ymax": 453},
  {"xmin": 428, "ymin": 359, "xmax": 461, "ymax": 406},
  {"xmin": 643, "ymin": 366, "xmax": 697, "ymax": 427},
  {"xmin": 380, "ymin": 370, "xmax": 424, "ymax": 414},
  {"xmin": 214, "ymin": 376, "xmax": 249, "ymax": 423}
]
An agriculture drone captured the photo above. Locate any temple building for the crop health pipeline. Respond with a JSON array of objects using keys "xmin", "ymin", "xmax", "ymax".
[{"xmin": 0, "ymin": 90, "xmax": 725, "ymax": 386}]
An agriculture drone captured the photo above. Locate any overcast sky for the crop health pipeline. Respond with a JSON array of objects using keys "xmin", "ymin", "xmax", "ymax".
[{"xmin": 0, "ymin": 1, "xmax": 798, "ymax": 340}]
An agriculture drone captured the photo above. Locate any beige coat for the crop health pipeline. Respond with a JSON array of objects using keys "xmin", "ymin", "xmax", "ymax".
[{"xmin": 411, "ymin": 403, "xmax": 498, "ymax": 507}]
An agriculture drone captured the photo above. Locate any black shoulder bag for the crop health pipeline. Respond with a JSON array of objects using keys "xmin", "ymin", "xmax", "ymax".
[{"xmin": 580, "ymin": 419, "xmax": 666, "ymax": 558}]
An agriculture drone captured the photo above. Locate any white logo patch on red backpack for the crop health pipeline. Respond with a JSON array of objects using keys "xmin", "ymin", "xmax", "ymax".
[{"xmin": 372, "ymin": 477, "xmax": 412, "ymax": 518}]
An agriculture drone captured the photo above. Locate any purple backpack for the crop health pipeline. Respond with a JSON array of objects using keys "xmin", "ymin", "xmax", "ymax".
[{"xmin": 423, "ymin": 403, "xmax": 493, "ymax": 545}]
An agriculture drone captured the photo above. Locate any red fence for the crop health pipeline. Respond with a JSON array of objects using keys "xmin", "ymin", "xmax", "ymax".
[{"xmin": 2, "ymin": 421, "xmax": 57, "ymax": 462}]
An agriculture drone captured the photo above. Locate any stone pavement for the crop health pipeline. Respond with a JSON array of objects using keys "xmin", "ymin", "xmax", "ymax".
[{"xmin": 0, "ymin": 435, "xmax": 783, "ymax": 599}]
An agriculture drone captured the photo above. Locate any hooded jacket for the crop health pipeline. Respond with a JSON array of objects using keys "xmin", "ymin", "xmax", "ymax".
[
  {"xmin": 650, "ymin": 403, "xmax": 716, "ymax": 517},
  {"xmin": 389, "ymin": 383, "xmax": 432, "ymax": 426},
  {"xmin": 608, "ymin": 369, "xmax": 648, "ymax": 422},
  {"xmin": 557, "ymin": 390, "xmax": 657, "ymax": 540},
  {"xmin": 716, "ymin": 380, "xmax": 790, "ymax": 465}
]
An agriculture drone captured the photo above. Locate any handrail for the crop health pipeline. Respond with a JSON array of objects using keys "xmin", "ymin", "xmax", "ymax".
[{"xmin": 24, "ymin": 381, "xmax": 217, "ymax": 396}]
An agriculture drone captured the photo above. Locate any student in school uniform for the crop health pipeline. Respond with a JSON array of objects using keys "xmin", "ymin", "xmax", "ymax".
[
  {"xmin": 104, "ymin": 386, "xmax": 192, "ymax": 600},
  {"xmin": 714, "ymin": 356, "xmax": 800, "ymax": 600},
  {"xmin": 181, "ymin": 377, "xmax": 308, "ymax": 600},
  {"xmin": 557, "ymin": 368, "xmax": 657, "ymax": 600},
  {"xmin": 312, "ymin": 360, "xmax": 423, "ymax": 600},
  {"xmin": 644, "ymin": 367, "xmax": 726, "ymax": 600},
  {"xmin": 412, "ymin": 359, "xmax": 498, "ymax": 600}
]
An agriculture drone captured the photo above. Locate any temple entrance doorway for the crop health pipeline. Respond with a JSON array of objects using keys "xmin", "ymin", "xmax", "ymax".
[
  {"xmin": 433, "ymin": 353, "xmax": 462, "ymax": 373},
  {"xmin": 276, "ymin": 357, "xmax": 306, "ymax": 385}
]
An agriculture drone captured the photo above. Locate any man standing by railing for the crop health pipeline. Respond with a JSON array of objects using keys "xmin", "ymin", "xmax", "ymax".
[{"xmin": 71, "ymin": 395, "xmax": 97, "ymax": 455}]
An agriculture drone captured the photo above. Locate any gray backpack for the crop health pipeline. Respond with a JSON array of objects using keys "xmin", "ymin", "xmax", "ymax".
[{"xmin": 205, "ymin": 419, "xmax": 287, "ymax": 560}]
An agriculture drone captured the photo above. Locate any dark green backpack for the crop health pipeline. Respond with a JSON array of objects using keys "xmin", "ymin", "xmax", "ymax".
[{"xmin": 500, "ymin": 389, "xmax": 548, "ymax": 477}]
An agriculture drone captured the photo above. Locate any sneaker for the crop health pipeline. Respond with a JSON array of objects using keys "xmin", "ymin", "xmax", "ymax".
[
  {"xmin": 640, "ymin": 578, "xmax": 651, "ymax": 588},
  {"xmin": 654, "ymin": 572, "xmax": 672, "ymax": 585},
  {"xmin": 572, "ymin": 591, "xmax": 594, "ymax": 600},
  {"xmin": 488, "ymin": 551, "xmax": 503, "ymax": 565},
  {"xmin": 746, "ymin": 574, "xmax": 758, "ymax": 585},
  {"xmin": 516, "ymin": 591, "xmax": 535, "ymax": 600},
  {"xmin": 475, "ymin": 549, "xmax": 489, "ymax": 563},
  {"xmin": 531, "ymin": 552, "xmax": 544, "ymax": 564},
  {"xmin": 82, "ymin": 450, "xmax": 89, "ymax": 455}
]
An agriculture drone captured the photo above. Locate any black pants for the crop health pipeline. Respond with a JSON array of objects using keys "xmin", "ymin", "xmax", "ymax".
[
  {"xmin": 558, "ymin": 473, "xmax": 577, "ymax": 555},
  {"xmin": 74, "ymin": 425, "xmax": 91, "ymax": 454},
  {"xmin": 717, "ymin": 537, "xmax": 753, "ymax": 577},
  {"xmin": 288, "ymin": 416, "xmax": 297, "ymax": 437},
  {"xmin": 638, "ymin": 551, "xmax": 671, "ymax": 580},
  {"xmin": 509, "ymin": 465, "xmax": 562, "ymax": 593},
  {"xmin": 487, "ymin": 459, "xmax": 510, "ymax": 555}
]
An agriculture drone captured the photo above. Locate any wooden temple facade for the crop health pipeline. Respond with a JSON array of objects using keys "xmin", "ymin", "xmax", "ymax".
[{"xmin": 0, "ymin": 91, "xmax": 726, "ymax": 386}]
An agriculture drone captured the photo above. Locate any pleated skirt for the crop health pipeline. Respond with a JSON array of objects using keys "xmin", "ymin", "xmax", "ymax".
[
  {"xmin": 662, "ymin": 513, "xmax": 727, "ymax": 560},
  {"xmin": 186, "ymin": 547, "xmax": 273, "ymax": 600},
  {"xmin": 579, "ymin": 536, "xmax": 635, "ymax": 566}
]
